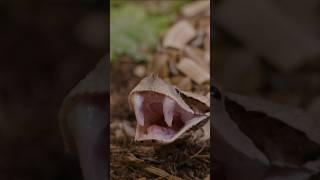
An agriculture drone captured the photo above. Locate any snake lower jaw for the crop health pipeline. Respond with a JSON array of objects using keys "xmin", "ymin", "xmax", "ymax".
[{"xmin": 131, "ymin": 91, "xmax": 208, "ymax": 143}]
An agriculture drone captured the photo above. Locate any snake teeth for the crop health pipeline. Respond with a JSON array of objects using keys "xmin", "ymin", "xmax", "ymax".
[
  {"xmin": 163, "ymin": 97, "xmax": 175, "ymax": 127},
  {"xmin": 133, "ymin": 94, "xmax": 144, "ymax": 126},
  {"xmin": 129, "ymin": 76, "xmax": 210, "ymax": 143}
]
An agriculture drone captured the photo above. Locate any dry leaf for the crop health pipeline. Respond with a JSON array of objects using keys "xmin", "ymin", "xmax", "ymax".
[
  {"xmin": 177, "ymin": 58, "xmax": 210, "ymax": 85},
  {"xmin": 190, "ymin": 30, "xmax": 206, "ymax": 48},
  {"xmin": 177, "ymin": 77, "xmax": 193, "ymax": 92},
  {"xmin": 163, "ymin": 20, "xmax": 196, "ymax": 50},
  {"xmin": 181, "ymin": 0, "xmax": 210, "ymax": 18},
  {"xmin": 184, "ymin": 46, "xmax": 209, "ymax": 72},
  {"xmin": 204, "ymin": 175, "xmax": 210, "ymax": 180},
  {"xmin": 204, "ymin": 51, "xmax": 210, "ymax": 64}
]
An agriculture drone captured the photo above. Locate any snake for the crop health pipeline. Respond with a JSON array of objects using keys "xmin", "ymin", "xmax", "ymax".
[
  {"xmin": 59, "ymin": 42, "xmax": 320, "ymax": 180},
  {"xmin": 128, "ymin": 75, "xmax": 210, "ymax": 145},
  {"xmin": 58, "ymin": 54, "xmax": 211, "ymax": 180},
  {"xmin": 59, "ymin": 4, "xmax": 211, "ymax": 179}
]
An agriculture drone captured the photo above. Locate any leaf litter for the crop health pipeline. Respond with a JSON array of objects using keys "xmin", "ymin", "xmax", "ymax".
[{"xmin": 110, "ymin": 1, "xmax": 210, "ymax": 179}]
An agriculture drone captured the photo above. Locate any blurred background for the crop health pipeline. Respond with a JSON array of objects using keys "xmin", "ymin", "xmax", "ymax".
[
  {"xmin": 0, "ymin": 0, "xmax": 106, "ymax": 179},
  {"xmin": 110, "ymin": 0, "xmax": 210, "ymax": 179},
  {"xmin": 213, "ymin": 0, "xmax": 320, "ymax": 119},
  {"xmin": 213, "ymin": 0, "xmax": 320, "ymax": 179}
]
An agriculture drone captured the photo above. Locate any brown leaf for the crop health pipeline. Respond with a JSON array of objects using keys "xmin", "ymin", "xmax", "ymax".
[
  {"xmin": 177, "ymin": 58, "xmax": 210, "ymax": 85},
  {"xmin": 184, "ymin": 46, "xmax": 209, "ymax": 73},
  {"xmin": 163, "ymin": 20, "xmax": 196, "ymax": 50},
  {"xmin": 181, "ymin": 0, "xmax": 210, "ymax": 18}
]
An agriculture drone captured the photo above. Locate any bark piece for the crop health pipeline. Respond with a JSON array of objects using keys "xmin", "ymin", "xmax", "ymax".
[
  {"xmin": 177, "ymin": 58, "xmax": 210, "ymax": 85},
  {"xmin": 163, "ymin": 20, "xmax": 196, "ymax": 50}
]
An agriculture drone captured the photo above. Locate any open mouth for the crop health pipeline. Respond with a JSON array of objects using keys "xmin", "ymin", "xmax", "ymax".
[{"xmin": 130, "ymin": 91, "xmax": 206, "ymax": 143}]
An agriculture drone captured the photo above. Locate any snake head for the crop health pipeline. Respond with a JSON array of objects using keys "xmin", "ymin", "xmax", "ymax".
[{"xmin": 128, "ymin": 76, "xmax": 210, "ymax": 144}]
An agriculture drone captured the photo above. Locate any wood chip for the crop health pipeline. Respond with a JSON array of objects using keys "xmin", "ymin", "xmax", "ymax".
[
  {"xmin": 148, "ymin": 53, "xmax": 169, "ymax": 78},
  {"xmin": 163, "ymin": 20, "xmax": 196, "ymax": 50},
  {"xmin": 171, "ymin": 76, "xmax": 192, "ymax": 91},
  {"xmin": 184, "ymin": 46, "xmax": 209, "ymax": 72},
  {"xmin": 178, "ymin": 77, "xmax": 193, "ymax": 91},
  {"xmin": 206, "ymin": 26, "xmax": 210, "ymax": 38},
  {"xmin": 144, "ymin": 166, "xmax": 183, "ymax": 180},
  {"xmin": 121, "ymin": 121, "xmax": 135, "ymax": 137},
  {"xmin": 190, "ymin": 30, "xmax": 206, "ymax": 47},
  {"xmin": 168, "ymin": 58, "xmax": 179, "ymax": 75},
  {"xmin": 125, "ymin": 153, "xmax": 144, "ymax": 163},
  {"xmin": 204, "ymin": 175, "xmax": 210, "ymax": 180},
  {"xmin": 204, "ymin": 51, "xmax": 210, "ymax": 63},
  {"xmin": 205, "ymin": 9, "xmax": 210, "ymax": 16},
  {"xmin": 181, "ymin": 0, "xmax": 210, "ymax": 18},
  {"xmin": 134, "ymin": 65, "xmax": 146, "ymax": 78},
  {"xmin": 204, "ymin": 27, "xmax": 210, "ymax": 51},
  {"xmin": 177, "ymin": 58, "xmax": 210, "ymax": 84}
]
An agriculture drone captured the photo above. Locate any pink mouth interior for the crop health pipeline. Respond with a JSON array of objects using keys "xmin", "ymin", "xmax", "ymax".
[{"xmin": 131, "ymin": 91, "xmax": 199, "ymax": 141}]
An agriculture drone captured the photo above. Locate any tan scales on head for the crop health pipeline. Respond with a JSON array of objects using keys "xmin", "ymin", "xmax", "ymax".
[{"xmin": 128, "ymin": 76, "xmax": 210, "ymax": 144}]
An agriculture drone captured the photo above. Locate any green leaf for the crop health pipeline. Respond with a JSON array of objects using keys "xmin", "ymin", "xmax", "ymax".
[{"xmin": 110, "ymin": 3, "xmax": 173, "ymax": 62}]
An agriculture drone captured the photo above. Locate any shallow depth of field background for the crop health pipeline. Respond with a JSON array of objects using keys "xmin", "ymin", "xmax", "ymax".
[{"xmin": 0, "ymin": 0, "xmax": 106, "ymax": 179}]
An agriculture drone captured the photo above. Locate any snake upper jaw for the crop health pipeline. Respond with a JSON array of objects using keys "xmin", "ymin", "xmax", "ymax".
[{"xmin": 129, "ymin": 76, "xmax": 210, "ymax": 143}]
